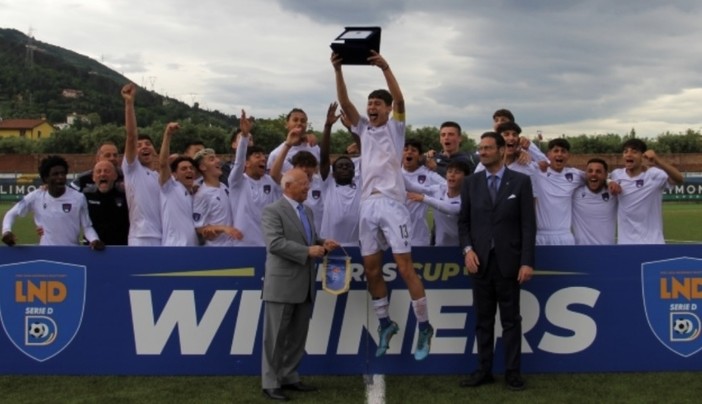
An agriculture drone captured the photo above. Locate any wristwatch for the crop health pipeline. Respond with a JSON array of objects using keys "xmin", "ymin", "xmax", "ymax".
[{"xmin": 462, "ymin": 246, "xmax": 472, "ymax": 255}]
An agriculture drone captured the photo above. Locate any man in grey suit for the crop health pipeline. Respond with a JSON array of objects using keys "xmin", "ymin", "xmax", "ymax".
[
  {"xmin": 458, "ymin": 131, "xmax": 536, "ymax": 391},
  {"xmin": 260, "ymin": 168, "xmax": 339, "ymax": 401}
]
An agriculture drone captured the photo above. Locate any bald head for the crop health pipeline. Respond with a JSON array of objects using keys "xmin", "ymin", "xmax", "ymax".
[
  {"xmin": 92, "ymin": 160, "xmax": 118, "ymax": 193},
  {"xmin": 282, "ymin": 168, "xmax": 310, "ymax": 203}
]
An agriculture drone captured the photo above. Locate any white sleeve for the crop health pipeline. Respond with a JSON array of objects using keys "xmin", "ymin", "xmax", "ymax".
[
  {"xmin": 430, "ymin": 171, "xmax": 446, "ymax": 186},
  {"xmin": 422, "ymin": 195, "xmax": 461, "ymax": 215},
  {"xmin": 2, "ymin": 192, "xmax": 34, "ymax": 234},
  {"xmin": 79, "ymin": 198, "xmax": 100, "ymax": 243},
  {"xmin": 265, "ymin": 142, "xmax": 286, "ymax": 171},
  {"xmin": 527, "ymin": 142, "xmax": 549, "ymax": 163},
  {"xmin": 192, "ymin": 193, "xmax": 209, "ymax": 228},
  {"xmin": 229, "ymin": 136, "xmax": 249, "ymax": 189}
]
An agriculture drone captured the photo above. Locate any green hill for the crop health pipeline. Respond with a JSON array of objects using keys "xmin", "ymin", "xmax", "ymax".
[{"xmin": 0, "ymin": 28, "xmax": 236, "ymax": 129}]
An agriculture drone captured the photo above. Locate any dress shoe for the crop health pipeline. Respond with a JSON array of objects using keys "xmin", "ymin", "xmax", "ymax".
[
  {"xmin": 505, "ymin": 373, "xmax": 526, "ymax": 391},
  {"xmin": 281, "ymin": 381, "xmax": 317, "ymax": 392},
  {"xmin": 459, "ymin": 370, "xmax": 495, "ymax": 387},
  {"xmin": 262, "ymin": 388, "xmax": 289, "ymax": 401}
]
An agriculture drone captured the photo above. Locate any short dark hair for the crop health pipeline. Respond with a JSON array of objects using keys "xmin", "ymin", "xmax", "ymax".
[
  {"xmin": 286, "ymin": 108, "xmax": 307, "ymax": 121},
  {"xmin": 137, "ymin": 134, "xmax": 154, "ymax": 145},
  {"xmin": 246, "ymin": 145, "xmax": 266, "ymax": 159},
  {"xmin": 291, "ymin": 151, "xmax": 318, "ymax": 168},
  {"xmin": 332, "ymin": 155, "xmax": 354, "ymax": 172},
  {"xmin": 183, "ymin": 140, "xmax": 205, "ymax": 153},
  {"xmin": 548, "ymin": 138, "xmax": 571, "ymax": 151},
  {"xmin": 368, "ymin": 89, "xmax": 393, "ymax": 105},
  {"xmin": 622, "ymin": 138, "xmax": 647, "ymax": 153},
  {"xmin": 492, "ymin": 109, "xmax": 514, "ymax": 122},
  {"xmin": 440, "ymin": 121, "xmax": 462, "ymax": 133},
  {"xmin": 404, "ymin": 139, "xmax": 423, "ymax": 154},
  {"xmin": 39, "ymin": 155, "xmax": 69, "ymax": 182},
  {"xmin": 447, "ymin": 160, "xmax": 471, "ymax": 175},
  {"xmin": 170, "ymin": 156, "xmax": 196, "ymax": 173},
  {"xmin": 496, "ymin": 121, "xmax": 522, "ymax": 135},
  {"xmin": 587, "ymin": 158, "xmax": 609, "ymax": 172},
  {"xmin": 480, "ymin": 131, "xmax": 506, "ymax": 148}
]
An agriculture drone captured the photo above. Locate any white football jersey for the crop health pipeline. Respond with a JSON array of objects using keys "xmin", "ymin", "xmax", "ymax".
[
  {"xmin": 122, "ymin": 158, "xmax": 162, "ymax": 243},
  {"xmin": 533, "ymin": 167, "xmax": 584, "ymax": 245},
  {"xmin": 353, "ymin": 116, "xmax": 406, "ymax": 203},
  {"xmin": 193, "ymin": 182, "xmax": 235, "ymax": 247},
  {"xmin": 572, "ymin": 185, "xmax": 617, "ymax": 245},
  {"xmin": 403, "ymin": 166, "xmax": 445, "ymax": 246},
  {"xmin": 611, "ymin": 166, "xmax": 670, "ymax": 244},
  {"xmin": 160, "ymin": 177, "xmax": 198, "ymax": 246},
  {"xmin": 319, "ymin": 175, "xmax": 361, "ymax": 246},
  {"xmin": 2, "ymin": 187, "xmax": 98, "ymax": 245}
]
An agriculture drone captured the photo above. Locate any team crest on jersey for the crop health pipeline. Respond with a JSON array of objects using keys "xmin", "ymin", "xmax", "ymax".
[
  {"xmin": 193, "ymin": 213, "xmax": 201, "ymax": 221},
  {"xmin": 636, "ymin": 179, "xmax": 644, "ymax": 188},
  {"xmin": 62, "ymin": 203, "xmax": 72, "ymax": 213},
  {"xmin": 641, "ymin": 257, "xmax": 702, "ymax": 358},
  {"xmin": 0, "ymin": 260, "xmax": 86, "ymax": 362},
  {"xmin": 263, "ymin": 185, "xmax": 271, "ymax": 194},
  {"xmin": 312, "ymin": 190, "xmax": 321, "ymax": 200},
  {"xmin": 565, "ymin": 173, "xmax": 573, "ymax": 182},
  {"xmin": 602, "ymin": 192, "xmax": 610, "ymax": 201},
  {"xmin": 418, "ymin": 175, "xmax": 426, "ymax": 184}
]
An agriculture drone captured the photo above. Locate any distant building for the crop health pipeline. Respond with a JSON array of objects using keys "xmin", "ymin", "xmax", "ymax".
[
  {"xmin": 0, "ymin": 118, "xmax": 55, "ymax": 140},
  {"xmin": 62, "ymin": 89, "xmax": 84, "ymax": 99}
]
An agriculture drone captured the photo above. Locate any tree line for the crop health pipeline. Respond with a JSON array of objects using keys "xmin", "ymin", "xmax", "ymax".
[{"xmin": 1, "ymin": 118, "xmax": 702, "ymax": 156}]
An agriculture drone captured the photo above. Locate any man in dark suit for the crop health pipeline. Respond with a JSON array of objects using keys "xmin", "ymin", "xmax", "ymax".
[
  {"xmin": 260, "ymin": 168, "xmax": 339, "ymax": 401},
  {"xmin": 458, "ymin": 131, "xmax": 536, "ymax": 391}
]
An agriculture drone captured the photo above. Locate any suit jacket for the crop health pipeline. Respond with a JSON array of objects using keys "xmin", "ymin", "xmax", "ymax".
[
  {"xmin": 458, "ymin": 167, "xmax": 536, "ymax": 278},
  {"xmin": 261, "ymin": 198, "xmax": 324, "ymax": 304}
]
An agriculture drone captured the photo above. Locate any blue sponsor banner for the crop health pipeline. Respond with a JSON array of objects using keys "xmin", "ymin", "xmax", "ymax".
[{"xmin": 0, "ymin": 245, "xmax": 701, "ymax": 375}]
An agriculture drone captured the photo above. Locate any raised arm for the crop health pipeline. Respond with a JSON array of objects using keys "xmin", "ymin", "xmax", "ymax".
[
  {"xmin": 340, "ymin": 109, "xmax": 361, "ymax": 151},
  {"xmin": 158, "ymin": 122, "xmax": 180, "ymax": 185},
  {"xmin": 270, "ymin": 128, "xmax": 303, "ymax": 184},
  {"xmin": 122, "ymin": 83, "xmax": 138, "ymax": 164},
  {"xmin": 320, "ymin": 102, "xmax": 340, "ymax": 181},
  {"xmin": 645, "ymin": 150, "xmax": 684, "ymax": 185},
  {"xmin": 331, "ymin": 53, "xmax": 360, "ymax": 127},
  {"xmin": 368, "ymin": 51, "xmax": 404, "ymax": 117},
  {"xmin": 229, "ymin": 110, "xmax": 252, "ymax": 188}
]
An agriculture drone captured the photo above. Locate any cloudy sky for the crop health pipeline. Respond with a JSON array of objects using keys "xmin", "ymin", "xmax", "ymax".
[{"xmin": 4, "ymin": 0, "xmax": 702, "ymax": 140}]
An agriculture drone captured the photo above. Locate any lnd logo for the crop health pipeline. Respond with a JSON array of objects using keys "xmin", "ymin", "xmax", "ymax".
[
  {"xmin": 642, "ymin": 256, "xmax": 702, "ymax": 358},
  {"xmin": 0, "ymin": 260, "xmax": 86, "ymax": 362}
]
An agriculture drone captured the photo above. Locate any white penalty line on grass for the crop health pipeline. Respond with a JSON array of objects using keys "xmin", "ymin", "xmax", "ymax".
[{"xmin": 365, "ymin": 374, "xmax": 386, "ymax": 404}]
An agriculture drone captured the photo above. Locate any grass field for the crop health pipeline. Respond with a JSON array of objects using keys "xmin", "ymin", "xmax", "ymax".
[
  {"xmin": 0, "ymin": 201, "xmax": 700, "ymax": 403},
  {"xmin": 0, "ymin": 372, "xmax": 700, "ymax": 403},
  {"xmin": 2, "ymin": 201, "xmax": 701, "ymax": 245}
]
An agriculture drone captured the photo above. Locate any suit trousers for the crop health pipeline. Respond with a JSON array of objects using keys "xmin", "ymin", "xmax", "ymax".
[
  {"xmin": 261, "ymin": 300, "xmax": 313, "ymax": 389},
  {"xmin": 472, "ymin": 250, "xmax": 522, "ymax": 374}
]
